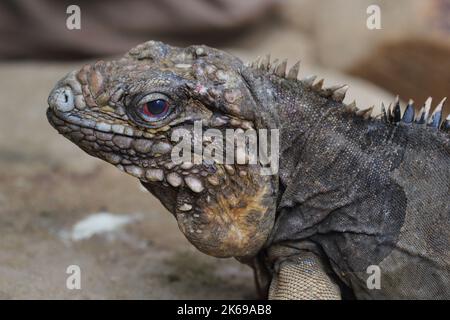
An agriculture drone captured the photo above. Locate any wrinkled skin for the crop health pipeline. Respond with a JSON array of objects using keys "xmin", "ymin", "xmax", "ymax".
[{"xmin": 47, "ymin": 41, "xmax": 278, "ymax": 259}]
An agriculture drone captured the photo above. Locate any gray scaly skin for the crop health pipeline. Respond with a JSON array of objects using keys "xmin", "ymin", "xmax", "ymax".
[{"xmin": 47, "ymin": 41, "xmax": 450, "ymax": 299}]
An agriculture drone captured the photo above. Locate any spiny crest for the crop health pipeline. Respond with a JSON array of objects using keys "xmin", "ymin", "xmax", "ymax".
[
  {"xmin": 382, "ymin": 96, "xmax": 449, "ymax": 132},
  {"xmin": 247, "ymin": 54, "xmax": 349, "ymax": 103},
  {"xmin": 344, "ymin": 97, "xmax": 448, "ymax": 132},
  {"xmin": 247, "ymin": 55, "xmax": 449, "ymax": 132}
]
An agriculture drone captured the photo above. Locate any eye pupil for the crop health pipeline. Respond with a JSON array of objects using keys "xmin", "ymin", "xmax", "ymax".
[{"xmin": 142, "ymin": 99, "xmax": 169, "ymax": 118}]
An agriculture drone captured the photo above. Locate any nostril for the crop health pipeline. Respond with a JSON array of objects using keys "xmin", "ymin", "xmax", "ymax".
[{"xmin": 48, "ymin": 86, "xmax": 74, "ymax": 112}]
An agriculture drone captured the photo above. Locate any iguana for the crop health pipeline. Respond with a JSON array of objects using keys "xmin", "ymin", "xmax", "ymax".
[{"xmin": 47, "ymin": 40, "xmax": 450, "ymax": 300}]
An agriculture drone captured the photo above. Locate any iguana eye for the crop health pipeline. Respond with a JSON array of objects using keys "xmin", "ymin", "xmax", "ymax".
[{"xmin": 136, "ymin": 93, "xmax": 171, "ymax": 122}]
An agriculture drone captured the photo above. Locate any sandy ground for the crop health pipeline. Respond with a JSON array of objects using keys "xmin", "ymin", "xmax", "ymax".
[{"xmin": 0, "ymin": 44, "xmax": 394, "ymax": 299}]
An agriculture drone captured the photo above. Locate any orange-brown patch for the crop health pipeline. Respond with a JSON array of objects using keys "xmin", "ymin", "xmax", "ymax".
[{"xmin": 201, "ymin": 179, "xmax": 273, "ymax": 257}]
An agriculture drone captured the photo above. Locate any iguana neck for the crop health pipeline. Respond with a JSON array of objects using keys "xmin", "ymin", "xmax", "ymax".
[{"xmin": 241, "ymin": 67, "xmax": 347, "ymax": 192}]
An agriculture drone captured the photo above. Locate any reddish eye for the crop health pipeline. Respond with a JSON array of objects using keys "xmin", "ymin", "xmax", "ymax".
[{"xmin": 139, "ymin": 99, "xmax": 170, "ymax": 120}]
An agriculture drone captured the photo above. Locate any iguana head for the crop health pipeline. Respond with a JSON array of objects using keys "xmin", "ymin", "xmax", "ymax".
[{"xmin": 47, "ymin": 41, "xmax": 278, "ymax": 258}]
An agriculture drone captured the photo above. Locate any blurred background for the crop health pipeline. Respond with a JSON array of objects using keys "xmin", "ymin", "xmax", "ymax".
[{"xmin": 0, "ymin": 0, "xmax": 449, "ymax": 299}]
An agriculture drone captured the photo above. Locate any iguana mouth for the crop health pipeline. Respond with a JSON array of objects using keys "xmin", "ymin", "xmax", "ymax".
[{"xmin": 47, "ymin": 108, "xmax": 139, "ymax": 138}]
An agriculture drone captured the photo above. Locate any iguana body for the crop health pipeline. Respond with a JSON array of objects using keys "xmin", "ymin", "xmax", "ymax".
[{"xmin": 47, "ymin": 41, "xmax": 450, "ymax": 299}]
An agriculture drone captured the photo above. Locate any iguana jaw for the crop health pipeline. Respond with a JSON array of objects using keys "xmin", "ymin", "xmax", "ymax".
[{"xmin": 47, "ymin": 41, "xmax": 278, "ymax": 259}]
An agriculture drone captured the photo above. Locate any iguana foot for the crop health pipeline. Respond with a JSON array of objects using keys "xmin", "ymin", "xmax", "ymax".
[{"xmin": 268, "ymin": 248, "xmax": 341, "ymax": 300}]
